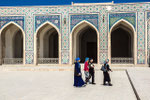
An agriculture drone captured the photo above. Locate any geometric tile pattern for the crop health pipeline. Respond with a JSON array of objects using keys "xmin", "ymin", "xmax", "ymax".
[
  {"xmin": 24, "ymin": 10, "xmax": 34, "ymax": 64},
  {"xmin": 0, "ymin": 2, "xmax": 149, "ymax": 65},
  {"xmin": 137, "ymin": 12, "xmax": 145, "ymax": 64},
  {"xmin": 70, "ymin": 14, "xmax": 99, "ymax": 32},
  {"xmin": 61, "ymin": 50, "xmax": 69, "ymax": 64},
  {"xmin": 25, "ymin": 14, "xmax": 34, "ymax": 64},
  {"xmin": 61, "ymin": 11, "xmax": 69, "ymax": 64},
  {"xmin": 25, "ymin": 51, "xmax": 34, "ymax": 64},
  {"xmin": 109, "ymin": 13, "xmax": 136, "ymax": 31},
  {"xmin": 99, "ymin": 10, "xmax": 108, "ymax": 64},
  {"xmin": 34, "ymin": 15, "xmax": 60, "ymax": 32},
  {"xmin": 0, "ymin": 16, "xmax": 24, "ymax": 30}
]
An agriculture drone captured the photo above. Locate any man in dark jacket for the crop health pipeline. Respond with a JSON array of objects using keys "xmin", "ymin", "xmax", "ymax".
[{"xmin": 89, "ymin": 58, "xmax": 96, "ymax": 84}]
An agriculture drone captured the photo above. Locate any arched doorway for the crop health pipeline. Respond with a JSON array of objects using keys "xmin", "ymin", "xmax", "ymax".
[
  {"xmin": 13, "ymin": 30, "xmax": 23, "ymax": 58},
  {"xmin": 36, "ymin": 23, "xmax": 59, "ymax": 64},
  {"xmin": 72, "ymin": 21, "xmax": 98, "ymax": 63},
  {"xmin": 0, "ymin": 23, "xmax": 24, "ymax": 64},
  {"xmin": 110, "ymin": 20, "xmax": 134, "ymax": 64}
]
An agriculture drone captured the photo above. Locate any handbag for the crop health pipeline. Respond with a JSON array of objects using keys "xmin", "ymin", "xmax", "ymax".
[{"xmin": 101, "ymin": 65, "xmax": 107, "ymax": 72}]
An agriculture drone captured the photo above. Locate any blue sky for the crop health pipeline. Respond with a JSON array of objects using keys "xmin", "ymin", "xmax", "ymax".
[{"xmin": 0, "ymin": 0, "xmax": 150, "ymax": 6}]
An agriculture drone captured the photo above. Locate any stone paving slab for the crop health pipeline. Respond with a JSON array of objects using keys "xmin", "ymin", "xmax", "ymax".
[
  {"xmin": 0, "ymin": 66, "xmax": 130, "ymax": 72},
  {"xmin": 0, "ymin": 70, "xmax": 136, "ymax": 100},
  {"xmin": 0, "ymin": 66, "xmax": 74, "ymax": 71},
  {"xmin": 127, "ymin": 67, "xmax": 150, "ymax": 100}
]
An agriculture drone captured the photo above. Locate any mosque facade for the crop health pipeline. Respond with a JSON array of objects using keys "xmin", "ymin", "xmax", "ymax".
[{"xmin": 0, "ymin": 2, "xmax": 150, "ymax": 67}]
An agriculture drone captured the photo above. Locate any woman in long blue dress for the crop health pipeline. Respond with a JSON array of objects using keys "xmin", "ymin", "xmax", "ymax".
[{"xmin": 74, "ymin": 57, "xmax": 85, "ymax": 87}]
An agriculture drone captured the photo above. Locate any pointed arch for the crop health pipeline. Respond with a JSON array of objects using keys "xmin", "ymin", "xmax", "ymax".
[
  {"xmin": 110, "ymin": 19, "xmax": 136, "ymax": 33},
  {"xmin": 0, "ymin": 21, "xmax": 25, "ymax": 65},
  {"xmin": 35, "ymin": 21, "xmax": 61, "ymax": 36},
  {"xmin": 108, "ymin": 19, "xmax": 137, "ymax": 65},
  {"xmin": 0, "ymin": 21, "xmax": 25, "ymax": 37},
  {"xmin": 34, "ymin": 21, "xmax": 61, "ymax": 65},
  {"xmin": 70, "ymin": 20, "xmax": 100, "ymax": 64},
  {"xmin": 71, "ymin": 20, "xmax": 99, "ymax": 35}
]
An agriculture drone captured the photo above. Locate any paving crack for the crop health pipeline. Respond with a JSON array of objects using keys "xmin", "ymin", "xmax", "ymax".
[{"xmin": 126, "ymin": 70, "xmax": 141, "ymax": 100}]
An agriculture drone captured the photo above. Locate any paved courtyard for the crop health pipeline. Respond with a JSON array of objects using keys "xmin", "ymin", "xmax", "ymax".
[{"xmin": 0, "ymin": 66, "xmax": 149, "ymax": 100}]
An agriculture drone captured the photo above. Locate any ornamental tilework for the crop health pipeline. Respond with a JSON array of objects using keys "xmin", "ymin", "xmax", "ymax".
[
  {"xmin": 147, "ymin": 12, "xmax": 150, "ymax": 64},
  {"xmin": 25, "ymin": 15, "xmax": 34, "ymax": 64},
  {"xmin": 25, "ymin": 51, "xmax": 34, "ymax": 64},
  {"xmin": 137, "ymin": 12, "xmax": 145, "ymax": 64},
  {"xmin": 61, "ymin": 12, "xmax": 70, "ymax": 64},
  {"xmin": 99, "ymin": 11, "xmax": 108, "ymax": 64},
  {"xmin": 0, "ymin": 16, "xmax": 24, "ymax": 30},
  {"xmin": 61, "ymin": 50, "xmax": 69, "ymax": 64},
  {"xmin": 34, "ymin": 15, "xmax": 61, "ymax": 32},
  {"xmin": 25, "ymin": 15, "xmax": 34, "ymax": 51},
  {"xmin": 61, "ymin": 14, "xmax": 69, "ymax": 50},
  {"xmin": 100, "ymin": 50, "xmax": 108, "ymax": 63},
  {"xmin": 0, "ymin": 2, "xmax": 149, "ymax": 65},
  {"xmin": 61, "ymin": 35, "xmax": 69, "ymax": 49},
  {"xmin": 70, "ymin": 14, "xmax": 99, "ymax": 32},
  {"xmin": 24, "ymin": 8, "xmax": 35, "ymax": 64},
  {"xmin": 109, "ymin": 13, "xmax": 136, "ymax": 30}
]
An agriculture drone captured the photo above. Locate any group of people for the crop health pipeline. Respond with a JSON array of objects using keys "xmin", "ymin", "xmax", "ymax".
[{"xmin": 73, "ymin": 57, "xmax": 113, "ymax": 87}]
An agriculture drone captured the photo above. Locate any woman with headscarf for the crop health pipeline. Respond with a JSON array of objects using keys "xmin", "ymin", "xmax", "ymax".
[
  {"xmin": 74, "ymin": 57, "xmax": 85, "ymax": 87},
  {"xmin": 89, "ymin": 58, "xmax": 96, "ymax": 84},
  {"xmin": 84, "ymin": 57, "xmax": 90, "ymax": 84},
  {"xmin": 103, "ymin": 59, "xmax": 113, "ymax": 86}
]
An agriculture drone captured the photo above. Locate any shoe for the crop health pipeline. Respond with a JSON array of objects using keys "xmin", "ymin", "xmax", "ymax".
[
  {"xmin": 108, "ymin": 83, "xmax": 113, "ymax": 86},
  {"xmin": 92, "ymin": 83, "xmax": 96, "ymax": 85}
]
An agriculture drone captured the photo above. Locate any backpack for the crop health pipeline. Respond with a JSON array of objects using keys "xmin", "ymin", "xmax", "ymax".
[{"xmin": 100, "ymin": 65, "xmax": 107, "ymax": 72}]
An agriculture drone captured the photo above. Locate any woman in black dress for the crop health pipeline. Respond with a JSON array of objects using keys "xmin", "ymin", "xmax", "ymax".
[{"xmin": 103, "ymin": 59, "xmax": 113, "ymax": 86}]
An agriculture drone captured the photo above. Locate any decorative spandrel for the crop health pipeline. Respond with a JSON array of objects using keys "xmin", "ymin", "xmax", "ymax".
[{"xmin": 70, "ymin": 14, "xmax": 99, "ymax": 32}]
